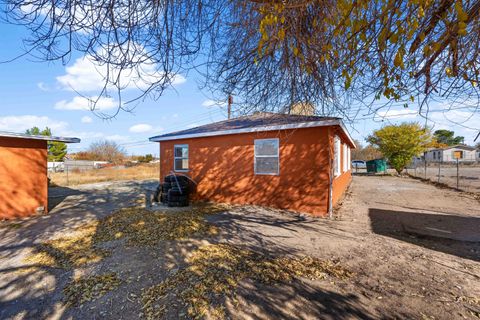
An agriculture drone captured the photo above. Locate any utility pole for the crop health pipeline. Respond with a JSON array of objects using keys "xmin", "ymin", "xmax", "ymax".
[{"xmin": 227, "ymin": 95, "xmax": 233, "ymax": 119}]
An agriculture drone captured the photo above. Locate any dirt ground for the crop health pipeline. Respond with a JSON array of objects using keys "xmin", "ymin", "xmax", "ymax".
[{"xmin": 0, "ymin": 176, "xmax": 479, "ymax": 320}]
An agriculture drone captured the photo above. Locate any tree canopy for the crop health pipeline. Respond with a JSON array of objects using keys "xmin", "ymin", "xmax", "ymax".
[
  {"xmin": 3, "ymin": 0, "xmax": 480, "ymax": 124},
  {"xmin": 433, "ymin": 129, "xmax": 465, "ymax": 145},
  {"xmin": 25, "ymin": 126, "xmax": 67, "ymax": 161},
  {"xmin": 75, "ymin": 140, "xmax": 127, "ymax": 164},
  {"xmin": 367, "ymin": 122, "xmax": 433, "ymax": 173},
  {"xmin": 351, "ymin": 140, "xmax": 383, "ymax": 161}
]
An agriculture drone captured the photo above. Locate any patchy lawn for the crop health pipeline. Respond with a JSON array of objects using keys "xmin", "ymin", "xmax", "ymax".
[{"xmin": 0, "ymin": 178, "xmax": 479, "ymax": 320}]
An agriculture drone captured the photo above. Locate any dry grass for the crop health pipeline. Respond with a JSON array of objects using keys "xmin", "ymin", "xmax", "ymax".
[
  {"xmin": 49, "ymin": 163, "xmax": 159, "ymax": 186},
  {"xmin": 63, "ymin": 273, "xmax": 121, "ymax": 306},
  {"xmin": 142, "ymin": 243, "xmax": 353, "ymax": 320}
]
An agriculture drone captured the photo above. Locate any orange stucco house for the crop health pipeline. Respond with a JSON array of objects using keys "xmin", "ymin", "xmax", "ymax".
[
  {"xmin": 0, "ymin": 132, "xmax": 80, "ymax": 220},
  {"xmin": 150, "ymin": 113, "xmax": 355, "ymax": 217}
]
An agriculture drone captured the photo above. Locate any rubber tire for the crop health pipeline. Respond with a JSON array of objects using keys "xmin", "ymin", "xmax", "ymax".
[
  {"xmin": 168, "ymin": 200, "xmax": 189, "ymax": 207},
  {"xmin": 165, "ymin": 175, "xmax": 189, "ymax": 185},
  {"xmin": 160, "ymin": 194, "xmax": 169, "ymax": 204},
  {"xmin": 170, "ymin": 187, "xmax": 188, "ymax": 194},
  {"xmin": 168, "ymin": 189, "xmax": 188, "ymax": 197},
  {"xmin": 168, "ymin": 195, "xmax": 189, "ymax": 202}
]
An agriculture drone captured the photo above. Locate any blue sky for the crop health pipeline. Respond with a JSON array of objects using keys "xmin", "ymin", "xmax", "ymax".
[{"xmin": 0, "ymin": 20, "xmax": 478, "ymax": 156}]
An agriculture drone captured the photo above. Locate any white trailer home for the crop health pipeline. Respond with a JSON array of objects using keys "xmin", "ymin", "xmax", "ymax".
[{"xmin": 424, "ymin": 145, "xmax": 477, "ymax": 163}]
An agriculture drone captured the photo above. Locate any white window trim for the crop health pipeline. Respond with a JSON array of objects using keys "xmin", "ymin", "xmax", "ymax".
[
  {"xmin": 347, "ymin": 147, "xmax": 351, "ymax": 170},
  {"xmin": 254, "ymin": 138, "xmax": 280, "ymax": 176},
  {"xmin": 334, "ymin": 136, "xmax": 341, "ymax": 177},
  {"xmin": 174, "ymin": 144, "xmax": 189, "ymax": 172},
  {"xmin": 342, "ymin": 143, "xmax": 348, "ymax": 172}
]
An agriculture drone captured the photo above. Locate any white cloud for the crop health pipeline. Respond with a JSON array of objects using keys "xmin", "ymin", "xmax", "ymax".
[
  {"xmin": 105, "ymin": 134, "xmax": 132, "ymax": 142},
  {"xmin": 202, "ymin": 99, "xmax": 227, "ymax": 109},
  {"xmin": 374, "ymin": 105, "xmax": 480, "ymax": 145},
  {"xmin": 37, "ymin": 82, "xmax": 50, "ymax": 91},
  {"xmin": 55, "ymin": 96, "xmax": 118, "ymax": 112},
  {"xmin": 376, "ymin": 109, "xmax": 418, "ymax": 119},
  {"xmin": 57, "ymin": 48, "xmax": 186, "ymax": 93},
  {"xmin": 81, "ymin": 116, "xmax": 93, "ymax": 123},
  {"xmin": 129, "ymin": 124, "xmax": 153, "ymax": 133},
  {"xmin": 0, "ymin": 115, "xmax": 69, "ymax": 134}
]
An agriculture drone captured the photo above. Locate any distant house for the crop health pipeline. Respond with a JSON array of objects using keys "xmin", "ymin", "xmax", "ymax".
[
  {"xmin": 424, "ymin": 145, "xmax": 477, "ymax": 163},
  {"xmin": 149, "ymin": 112, "xmax": 355, "ymax": 217},
  {"xmin": 0, "ymin": 131, "xmax": 80, "ymax": 219}
]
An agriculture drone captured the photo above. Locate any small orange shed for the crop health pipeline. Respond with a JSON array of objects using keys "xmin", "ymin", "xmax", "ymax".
[
  {"xmin": 0, "ymin": 131, "xmax": 80, "ymax": 220},
  {"xmin": 150, "ymin": 113, "xmax": 355, "ymax": 217}
]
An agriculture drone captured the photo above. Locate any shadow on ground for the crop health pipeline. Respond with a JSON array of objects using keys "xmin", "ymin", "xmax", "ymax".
[
  {"xmin": 0, "ymin": 180, "xmax": 158, "ymax": 320},
  {"xmin": 369, "ymin": 208, "xmax": 480, "ymax": 262},
  {"xmin": 48, "ymin": 186, "xmax": 84, "ymax": 211},
  {"xmin": 231, "ymin": 279, "xmax": 375, "ymax": 320}
]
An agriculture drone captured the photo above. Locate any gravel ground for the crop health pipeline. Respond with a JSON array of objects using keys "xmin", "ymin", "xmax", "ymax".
[{"xmin": 0, "ymin": 176, "xmax": 479, "ymax": 320}]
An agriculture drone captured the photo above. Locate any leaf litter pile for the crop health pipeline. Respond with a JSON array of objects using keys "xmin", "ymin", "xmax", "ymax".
[
  {"xmin": 24, "ymin": 203, "xmax": 226, "ymax": 269},
  {"xmin": 63, "ymin": 273, "xmax": 121, "ymax": 306},
  {"xmin": 23, "ymin": 203, "xmax": 227, "ymax": 306},
  {"xmin": 142, "ymin": 243, "xmax": 353, "ymax": 320},
  {"xmin": 92, "ymin": 204, "xmax": 225, "ymax": 246},
  {"xmin": 23, "ymin": 223, "xmax": 109, "ymax": 270}
]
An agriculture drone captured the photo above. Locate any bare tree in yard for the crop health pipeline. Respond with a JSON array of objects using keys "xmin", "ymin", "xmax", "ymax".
[
  {"xmin": 2, "ymin": 1, "xmax": 480, "ymax": 124},
  {"xmin": 76, "ymin": 140, "xmax": 127, "ymax": 164},
  {"xmin": 351, "ymin": 139, "xmax": 383, "ymax": 161}
]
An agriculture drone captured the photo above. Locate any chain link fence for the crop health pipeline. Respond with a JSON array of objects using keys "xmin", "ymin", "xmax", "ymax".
[{"xmin": 406, "ymin": 158, "xmax": 480, "ymax": 193}]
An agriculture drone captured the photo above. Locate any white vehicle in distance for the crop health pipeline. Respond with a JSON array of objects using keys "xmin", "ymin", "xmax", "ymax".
[{"xmin": 352, "ymin": 160, "xmax": 367, "ymax": 169}]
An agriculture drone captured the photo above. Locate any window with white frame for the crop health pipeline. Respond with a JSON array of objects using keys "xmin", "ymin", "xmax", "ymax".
[
  {"xmin": 342, "ymin": 143, "xmax": 348, "ymax": 172},
  {"xmin": 334, "ymin": 136, "xmax": 341, "ymax": 176},
  {"xmin": 174, "ymin": 144, "xmax": 189, "ymax": 171},
  {"xmin": 347, "ymin": 146, "xmax": 351, "ymax": 170},
  {"xmin": 254, "ymin": 138, "xmax": 279, "ymax": 175}
]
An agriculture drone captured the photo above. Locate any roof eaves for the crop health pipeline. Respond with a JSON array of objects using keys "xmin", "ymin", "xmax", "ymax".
[
  {"xmin": 149, "ymin": 119, "xmax": 356, "ymax": 147},
  {"xmin": 0, "ymin": 131, "xmax": 81, "ymax": 143}
]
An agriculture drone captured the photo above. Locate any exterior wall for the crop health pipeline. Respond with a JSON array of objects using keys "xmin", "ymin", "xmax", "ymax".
[
  {"xmin": 331, "ymin": 129, "xmax": 353, "ymax": 207},
  {"xmin": 160, "ymin": 127, "xmax": 338, "ymax": 216},
  {"xmin": 442, "ymin": 148, "xmax": 476, "ymax": 162},
  {"xmin": 426, "ymin": 148, "xmax": 477, "ymax": 162},
  {"xmin": 0, "ymin": 137, "xmax": 48, "ymax": 219},
  {"xmin": 159, "ymin": 126, "xmax": 353, "ymax": 216}
]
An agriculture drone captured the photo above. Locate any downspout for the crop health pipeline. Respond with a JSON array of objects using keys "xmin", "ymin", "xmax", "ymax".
[
  {"xmin": 158, "ymin": 142, "xmax": 162, "ymax": 181},
  {"xmin": 328, "ymin": 128, "xmax": 333, "ymax": 219}
]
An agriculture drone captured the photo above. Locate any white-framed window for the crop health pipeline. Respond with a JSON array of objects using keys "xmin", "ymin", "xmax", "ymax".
[
  {"xmin": 174, "ymin": 144, "xmax": 189, "ymax": 171},
  {"xmin": 342, "ymin": 143, "xmax": 348, "ymax": 172},
  {"xmin": 347, "ymin": 146, "xmax": 351, "ymax": 170},
  {"xmin": 334, "ymin": 136, "xmax": 341, "ymax": 176},
  {"xmin": 254, "ymin": 138, "xmax": 279, "ymax": 175}
]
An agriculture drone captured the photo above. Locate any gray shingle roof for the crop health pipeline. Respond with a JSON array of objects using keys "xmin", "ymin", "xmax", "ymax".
[
  {"xmin": 150, "ymin": 112, "xmax": 342, "ymax": 141},
  {"xmin": 0, "ymin": 131, "xmax": 81, "ymax": 143}
]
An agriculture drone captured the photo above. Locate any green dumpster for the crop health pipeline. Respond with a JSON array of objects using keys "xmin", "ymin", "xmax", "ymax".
[{"xmin": 366, "ymin": 159, "xmax": 387, "ymax": 173}]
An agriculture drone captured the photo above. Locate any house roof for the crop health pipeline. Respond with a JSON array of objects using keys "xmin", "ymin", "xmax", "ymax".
[
  {"xmin": 429, "ymin": 145, "xmax": 476, "ymax": 151},
  {"xmin": 149, "ymin": 112, "xmax": 355, "ymax": 147},
  {"xmin": 0, "ymin": 131, "xmax": 81, "ymax": 143}
]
